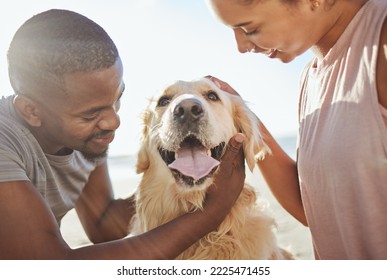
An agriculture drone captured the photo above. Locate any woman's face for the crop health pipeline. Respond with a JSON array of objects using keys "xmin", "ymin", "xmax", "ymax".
[{"xmin": 208, "ymin": 0, "xmax": 323, "ymax": 63}]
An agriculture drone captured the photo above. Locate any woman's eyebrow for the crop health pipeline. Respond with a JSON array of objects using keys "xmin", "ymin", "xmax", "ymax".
[{"xmin": 231, "ymin": 21, "xmax": 252, "ymax": 28}]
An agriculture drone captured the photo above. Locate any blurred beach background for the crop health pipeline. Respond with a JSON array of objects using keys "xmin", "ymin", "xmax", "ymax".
[{"xmin": 0, "ymin": 1, "xmax": 314, "ymax": 259}]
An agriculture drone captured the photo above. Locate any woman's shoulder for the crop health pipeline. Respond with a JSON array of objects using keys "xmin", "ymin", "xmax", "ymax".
[{"xmin": 376, "ymin": 14, "xmax": 387, "ymax": 109}]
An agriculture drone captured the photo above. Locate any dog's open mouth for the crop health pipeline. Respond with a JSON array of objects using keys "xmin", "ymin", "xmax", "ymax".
[{"xmin": 159, "ymin": 136, "xmax": 225, "ymax": 186}]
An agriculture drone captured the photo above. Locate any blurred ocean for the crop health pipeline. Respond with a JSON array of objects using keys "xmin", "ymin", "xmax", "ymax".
[{"xmin": 276, "ymin": 134, "xmax": 297, "ymax": 160}]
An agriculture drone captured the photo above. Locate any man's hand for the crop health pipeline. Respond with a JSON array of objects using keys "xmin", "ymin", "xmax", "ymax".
[{"xmin": 205, "ymin": 133, "xmax": 246, "ymax": 217}]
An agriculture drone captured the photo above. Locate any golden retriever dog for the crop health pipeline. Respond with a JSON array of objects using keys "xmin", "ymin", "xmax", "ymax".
[{"xmin": 131, "ymin": 78, "xmax": 291, "ymax": 260}]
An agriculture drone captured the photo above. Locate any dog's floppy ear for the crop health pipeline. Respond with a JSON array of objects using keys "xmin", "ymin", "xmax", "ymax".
[
  {"xmin": 136, "ymin": 108, "xmax": 152, "ymax": 174},
  {"xmin": 232, "ymin": 97, "xmax": 271, "ymax": 172}
]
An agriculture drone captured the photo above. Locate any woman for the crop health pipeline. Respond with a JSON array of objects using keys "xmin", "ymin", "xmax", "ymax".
[{"xmin": 206, "ymin": 0, "xmax": 387, "ymax": 259}]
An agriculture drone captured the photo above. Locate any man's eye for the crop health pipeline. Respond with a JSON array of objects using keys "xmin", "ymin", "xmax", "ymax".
[
  {"xmin": 82, "ymin": 116, "xmax": 98, "ymax": 122},
  {"xmin": 206, "ymin": 91, "xmax": 219, "ymax": 101},
  {"xmin": 81, "ymin": 111, "xmax": 100, "ymax": 121},
  {"xmin": 157, "ymin": 96, "xmax": 171, "ymax": 107}
]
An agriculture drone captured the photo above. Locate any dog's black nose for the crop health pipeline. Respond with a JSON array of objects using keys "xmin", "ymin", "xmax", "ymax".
[{"xmin": 173, "ymin": 98, "xmax": 204, "ymax": 123}]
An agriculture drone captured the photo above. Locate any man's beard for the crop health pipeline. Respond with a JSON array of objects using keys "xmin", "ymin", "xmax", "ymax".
[
  {"xmin": 80, "ymin": 130, "xmax": 112, "ymax": 161},
  {"xmin": 81, "ymin": 147, "xmax": 109, "ymax": 162}
]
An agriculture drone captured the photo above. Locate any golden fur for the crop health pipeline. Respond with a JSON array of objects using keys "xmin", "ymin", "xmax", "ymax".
[{"xmin": 131, "ymin": 78, "xmax": 292, "ymax": 259}]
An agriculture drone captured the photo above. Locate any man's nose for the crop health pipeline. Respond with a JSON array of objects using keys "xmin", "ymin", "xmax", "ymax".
[{"xmin": 98, "ymin": 109, "xmax": 120, "ymax": 131}]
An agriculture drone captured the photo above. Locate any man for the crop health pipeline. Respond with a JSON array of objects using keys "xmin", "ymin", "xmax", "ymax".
[{"xmin": 0, "ymin": 9, "xmax": 245, "ymax": 259}]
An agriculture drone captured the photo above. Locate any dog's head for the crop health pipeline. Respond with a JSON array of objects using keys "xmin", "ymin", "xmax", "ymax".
[{"xmin": 136, "ymin": 78, "xmax": 270, "ymax": 192}]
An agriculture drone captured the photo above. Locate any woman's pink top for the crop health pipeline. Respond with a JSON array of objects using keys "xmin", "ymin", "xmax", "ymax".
[{"xmin": 298, "ymin": 0, "xmax": 387, "ymax": 259}]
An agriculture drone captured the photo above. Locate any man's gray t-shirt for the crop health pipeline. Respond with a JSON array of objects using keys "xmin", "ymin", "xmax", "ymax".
[{"xmin": 0, "ymin": 95, "xmax": 104, "ymax": 224}]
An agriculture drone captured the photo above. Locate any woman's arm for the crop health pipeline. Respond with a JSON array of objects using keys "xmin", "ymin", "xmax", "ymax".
[
  {"xmin": 207, "ymin": 76, "xmax": 307, "ymax": 226},
  {"xmin": 256, "ymin": 123, "xmax": 307, "ymax": 226}
]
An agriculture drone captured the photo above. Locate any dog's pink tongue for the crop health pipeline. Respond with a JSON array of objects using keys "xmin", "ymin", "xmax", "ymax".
[{"xmin": 168, "ymin": 146, "xmax": 220, "ymax": 181}]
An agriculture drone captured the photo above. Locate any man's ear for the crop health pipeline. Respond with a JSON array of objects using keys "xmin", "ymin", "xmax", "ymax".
[{"xmin": 13, "ymin": 95, "xmax": 42, "ymax": 127}]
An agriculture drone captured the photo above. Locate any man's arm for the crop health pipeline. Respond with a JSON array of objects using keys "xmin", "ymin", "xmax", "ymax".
[
  {"xmin": 75, "ymin": 161, "xmax": 135, "ymax": 243},
  {"xmin": 0, "ymin": 180, "xmax": 71, "ymax": 259},
  {"xmin": 0, "ymin": 134, "xmax": 245, "ymax": 259}
]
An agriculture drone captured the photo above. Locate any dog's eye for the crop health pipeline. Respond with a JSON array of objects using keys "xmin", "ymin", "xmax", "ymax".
[
  {"xmin": 157, "ymin": 96, "xmax": 171, "ymax": 107},
  {"xmin": 206, "ymin": 91, "xmax": 219, "ymax": 101}
]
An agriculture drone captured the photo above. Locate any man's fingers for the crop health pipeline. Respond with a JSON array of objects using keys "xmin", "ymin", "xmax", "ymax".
[{"xmin": 221, "ymin": 133, "xmax": 245, "ymax": 163}]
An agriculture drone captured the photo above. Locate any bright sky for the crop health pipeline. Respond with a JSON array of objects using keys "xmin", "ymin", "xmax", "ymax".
[{"xmin": 0, "ymin": 0, "xmax": 313, "ymax": 156}]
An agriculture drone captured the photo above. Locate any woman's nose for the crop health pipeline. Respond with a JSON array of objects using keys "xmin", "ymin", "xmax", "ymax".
[{"xmin": 234, "ymin": 29, "xmax": 254, "ymax": 53}]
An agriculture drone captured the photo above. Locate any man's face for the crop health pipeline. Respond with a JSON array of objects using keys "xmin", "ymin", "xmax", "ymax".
[{"xmin": 36, "ymin": 59, "xmax": 124, "ymax": 159}]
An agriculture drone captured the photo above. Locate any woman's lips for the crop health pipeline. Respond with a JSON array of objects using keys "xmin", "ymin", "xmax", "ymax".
[{"xmin": 265, "ymin": 49, "xmax": 278, "ymax": 58}]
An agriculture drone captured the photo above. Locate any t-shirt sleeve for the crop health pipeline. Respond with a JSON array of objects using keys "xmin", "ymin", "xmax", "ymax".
[
  {"xmin": 0, "ymin": 120, "xmax": 30, "ymax": 183},
  {"xmin": 0, "ymin": 147, "xmax": 29, "ymax": 183}
]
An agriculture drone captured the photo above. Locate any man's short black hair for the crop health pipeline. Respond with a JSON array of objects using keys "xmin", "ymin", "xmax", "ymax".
[{"xmin": 8, "ymin": 9, "xmax": 120, "ymax": 95}]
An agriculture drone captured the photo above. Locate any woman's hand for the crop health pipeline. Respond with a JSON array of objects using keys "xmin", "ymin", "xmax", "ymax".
[{"xmin": 205, "ymin": 75, "xmax": 240, "ymax": 96}]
